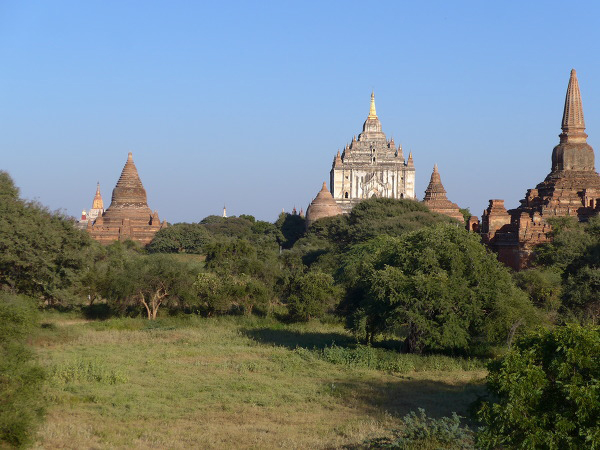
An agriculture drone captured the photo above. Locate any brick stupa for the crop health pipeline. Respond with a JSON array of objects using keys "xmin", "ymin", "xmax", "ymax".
[
  {"xmin": 480, "ymin": 69, "xmax": 600, "ymax": 269},
  {"xmin": 88, "ymin": 153, "xmax": 167, "ymax": 245},
  {"xmin": 306, "ymin": 182, "xmax": 343, "ymax": 228},
  {"xmin": 422, "ymin": 164, "xmax": 464, "ymax": 222}
]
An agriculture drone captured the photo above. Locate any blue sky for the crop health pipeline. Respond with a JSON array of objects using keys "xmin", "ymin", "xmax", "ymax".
[{"xmin": 1, "ymin": 1, "xmax": 599, "ymax": 222}]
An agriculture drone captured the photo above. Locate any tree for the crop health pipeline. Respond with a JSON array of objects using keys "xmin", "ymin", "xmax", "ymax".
[
  {"xmin": 275, "ymin": 212, "xmax": 306, "ymax": 249},
  {"xmin": 340, "ymin": 224, "xmax": 537, "ymax": 353},
  {"xmin": 147, "ymin": 223, "xmax": 212, "ymax": 254},
  {"xmin": 0, "ymin": 293, "xmax": 45, "ymax": 448},
  {"xmin": 477, "ymin": 324, "xmax": 600, "ymax": 449},
  {"xmin": 192, "ymin": 271, "xmax": 270, "ymax": 316},
  {"xmin": 285, "ymin": 271, "xmax": 338, "ymax": 321},
  {"xmin": 0, "ymin": 171, "xmax": 96, "ymax": 304},
  {"xmin": 100, "ymin": 254, "xmax": 195, "ymax": 319},
  {"xmin": 533, "ymin": 216, "xmax": 600, "ymax": 323}
]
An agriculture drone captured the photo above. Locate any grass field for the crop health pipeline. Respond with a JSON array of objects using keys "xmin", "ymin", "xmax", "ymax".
[{"xmin": 31, "ymin": 313, "xmax": 486, "ymax": 449}]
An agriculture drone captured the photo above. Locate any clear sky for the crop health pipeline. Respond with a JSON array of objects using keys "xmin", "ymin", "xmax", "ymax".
[{"xmin": 1, "ymin": 1, "xmax": 600, "ymax": 223}]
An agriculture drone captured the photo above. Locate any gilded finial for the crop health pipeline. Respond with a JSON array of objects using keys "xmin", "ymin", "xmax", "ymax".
[{"xmin": 368, "ymin": 91, "xmax": 377, "ymax": 118}]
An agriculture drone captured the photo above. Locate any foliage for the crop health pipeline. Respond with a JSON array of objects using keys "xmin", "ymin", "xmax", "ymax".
[
  {"xmin": 0, "ymin": 171, "xmax": 96, "ymax": 303},
  {"xmin": 459, "ymin": 207, "xmax": 471, "ymax": 225},
  {"xmin": 275, "ymin": 212, "xmax": 306, "ymax": 249},
  {"xmin": 477, "ymin": 324, "xmax": 600, "ymax": 449},
  {"xmin": 298, "ymin": 343, "xmax": 485, "ymax": 374},
  {"xmin": 99, "ymin": 253, "xmax": 196, "ymax": 319},
  {"xmin": 363, "ymin": 409, "xmax": 474, "ymax": 449},
  {"xmin": 147, "ymin": 223, "xmax": 212, "ymax": 254},
  {"xmin": 193, "ymin": 271, "xmax": 270, "ymax": 316},
  {"xmin": 50, "ymin": 358, "xmax": 128, "ymax": 384},
  {"xmin": 0, "ymin": 293, "xmax": 45, "ymax": 448},
  {"xmin": 285, "ymin": 271, "xmax": 338, "ymax": 321},
  {"xmin": 340, "ymin": 224, "xmax": 537, "ymax": 353},
  {"xmin": 514, "ymin": 268, "xmax": 562, "ymax": 312},
  {"xmin": 533, "ymin": 216, "xmax": 600, "ymax": 323}
]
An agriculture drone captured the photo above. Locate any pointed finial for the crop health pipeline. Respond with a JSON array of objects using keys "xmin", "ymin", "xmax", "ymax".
[
  {"xmin": 369, "ymin": 91, "xmax": 377, "ymax": 118},
  {"xmin": 407, "ymin": 151, "xmax": 414, "ymax": 167},
  {"xmin": 433, "ymin": 163, "xmax": 438, "ymax": 173},
  {"xmin": 560, "ymin": 68, "xmax": 587, "ymax": 143},
  {"xmin": 128, "ymin": 152, "xmax": 133, "ymax": 161},
  {"xmin": 321, "ymin": 181, "xmax": 328, "ymax": 191}
]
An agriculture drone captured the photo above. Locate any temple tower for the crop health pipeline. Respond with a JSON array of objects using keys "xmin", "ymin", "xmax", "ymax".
[
  {"xmin": 306, "ymin": 182, "xmax": 343, "ymax": 228},
  {"xmin": 422, "ymin": 165, "xmax": 464, "ymax": 222},
  {"xmin": 330, "ymin": 92, "xmax": 416, "ymax": 213},
  {"xmin": 88, "ymin": 182, "xmax": 105, "ymax": 222},
  {"xmin": 482, "ymin": 69, "xmax": 600, "ymax": 269},
  {"xmin": 88, "ymin": 153, "xmax": 167, "ymax": 245}
]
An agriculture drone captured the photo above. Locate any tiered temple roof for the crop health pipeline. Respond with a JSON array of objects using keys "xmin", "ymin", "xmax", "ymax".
[
  {"xmin": 422, "ymin": 164, "xmax": 463, "ymax": 222},
  {"xmin": 87, "ymin": 153, "xmax": 166, "ymax": 245}
]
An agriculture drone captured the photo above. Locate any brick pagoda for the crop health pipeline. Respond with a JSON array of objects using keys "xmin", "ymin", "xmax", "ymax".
[
  {"xmin": 422, "ymin": 164, "xmax": 464, "ymax": 222},
  {"xmin": 88, "ymin": 153, "xmax": 167, "ymax": 245},
  {"xmin": 479, "ymin": 69, "xmax": 600, "ymax": 269}
]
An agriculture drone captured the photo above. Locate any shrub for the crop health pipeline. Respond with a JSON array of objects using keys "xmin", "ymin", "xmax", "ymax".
[
  {"xmin": 364, "ymin": 408, "xmax": 474, "ymax": 448},
  {"xmin": 477, "ymin": 324, "xmax": 600, "ymax": 449},
  {"xmin": 0, "ymin": 293, "xmax": 46, "ymax": 448}
]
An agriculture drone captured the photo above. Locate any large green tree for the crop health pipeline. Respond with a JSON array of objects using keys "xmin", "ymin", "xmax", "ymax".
[
  {"xmin": 100, "ymin": 253, "xmax": 196, "ymax": 319},
  {"xmin": 340, "ymin": 224, "xmax": 537, "ymax": 353},
  {"xmin": 0, "ymin": 171, "xmax": 95, "ymax": 304}
]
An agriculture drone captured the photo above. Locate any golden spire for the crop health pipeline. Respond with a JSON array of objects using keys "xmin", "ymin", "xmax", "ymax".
[
  {"xmin": 368, "ymin": 91, "xmax": 377, "ymax": 119},
  {"xmin": 91, "ymin": 182, "xmax": 104, "ymax": 210}
]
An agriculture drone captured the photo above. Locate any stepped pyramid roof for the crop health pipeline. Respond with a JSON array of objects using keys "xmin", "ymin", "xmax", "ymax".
[{"xmin": 422, "ymin": 165, "xmax": 463, "ymax": 222}]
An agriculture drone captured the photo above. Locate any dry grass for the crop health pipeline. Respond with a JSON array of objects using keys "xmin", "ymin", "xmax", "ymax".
[{"xmin": 32, "ymin": 315, "xmax": 486, "ymax": 449}]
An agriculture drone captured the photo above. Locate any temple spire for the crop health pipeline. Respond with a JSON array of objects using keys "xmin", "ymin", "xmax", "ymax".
[
  {"xmin": 92, "ymin": 182, "xmax": 104, "ymax": 210},
  {"xmin": 560, "ymin": 69, "xmax": 587, "ymax": 143},
  {"xmin": 368, "ymin": 91, "xmax": 377, "ymax": 118}
]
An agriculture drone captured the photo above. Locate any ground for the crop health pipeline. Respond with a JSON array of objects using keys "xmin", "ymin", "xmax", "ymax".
[{"xmin": 31, "ymin": 313, "xmax": 486, "ymax": 449}]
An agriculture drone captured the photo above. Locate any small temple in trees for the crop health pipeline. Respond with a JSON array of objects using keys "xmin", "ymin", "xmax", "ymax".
[
  {"xmin": 87, "ymin": 153, "xmax": 167, "ymax": 245},
  {"xmin": 305, "ymin": 182, "xmax": 343, "ymax": 228},
  {"xmin": 422, "ymin": 164, "xmax": 464, "ymax": 222},
  {"xmin": 475, "ymin": 69, "xmax": 600, "ymax": 269}
]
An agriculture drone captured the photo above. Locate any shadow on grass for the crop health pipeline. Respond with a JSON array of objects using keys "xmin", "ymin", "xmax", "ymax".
[
  {"xmin": 334, "ymin": 377, "xmax": 486, "ymax": 426},
  {"xmin": 243, "ymin": 327, "xmax": 357, "ymax": 350}
]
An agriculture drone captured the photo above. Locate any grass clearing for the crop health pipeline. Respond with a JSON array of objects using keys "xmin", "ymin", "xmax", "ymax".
[{"xmin": 32, "ymin": 314, "xmax": 486, "ymax": 449}]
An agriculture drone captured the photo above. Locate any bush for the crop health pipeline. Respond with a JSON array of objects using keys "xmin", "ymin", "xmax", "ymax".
[
  {"xmin": 285, "ymin": 271, "xmax": 338, "ymax": 321},
  {"xmin": 477, "ymin": 324, "xmax": 600, "ymax": 449},
  {"xmin": 298, "ymin": 343, "xmax": 485, "ymax": 374},
  {"xmin": 0, "ymin": 293, "xmax": 46, "ymax": 448},
  {"xmin": 364, "ymin": 408, "xmax": 474, "ymax": 448}
]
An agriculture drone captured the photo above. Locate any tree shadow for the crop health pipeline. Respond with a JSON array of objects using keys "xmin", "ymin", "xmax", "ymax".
[
  {"xmin": 242, "ymin": 327, "xmax": 356, "ymax": 350},
  {"xmin": 334, "ymin": 376, "xmax": 486, "ymax": 427},
  {"xmin": 81, "ymin": 303, "xmax": 113, "ymax": 320}
]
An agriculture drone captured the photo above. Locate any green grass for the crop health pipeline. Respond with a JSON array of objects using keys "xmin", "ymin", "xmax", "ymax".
[{"xmin": 32, "ymin": 314, "xmax": 486, "ymax": 449}]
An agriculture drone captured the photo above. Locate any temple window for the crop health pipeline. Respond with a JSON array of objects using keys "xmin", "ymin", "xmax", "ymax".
[{"xmin": 344, "ymin": 192, "xmax": 349, "ymax": 198}]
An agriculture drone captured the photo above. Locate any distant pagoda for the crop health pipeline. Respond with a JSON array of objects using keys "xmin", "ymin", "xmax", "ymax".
[
  {"xmin": 87, "ymin": 153, "xmax": 167, "ymax": 245},
  {"xmin": 422, "ymin": 164, "xmax": 464, "ymax": 222},
  {"xmin": 306, "ymin": 182, "xmax": 343, "ymax": 228},
  {"xmin": 479, "ymin": 69, "xmax": 600, "ymax": 269}
]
